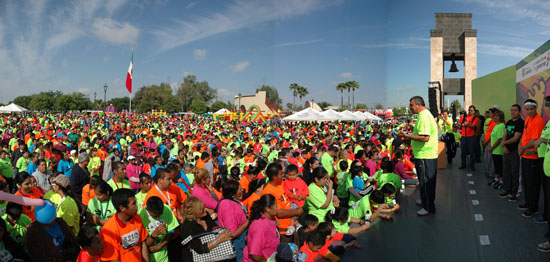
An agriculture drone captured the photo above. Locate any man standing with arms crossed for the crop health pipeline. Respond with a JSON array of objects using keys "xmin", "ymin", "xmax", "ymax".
[{"xmin": 400, "ymin": 96, "xmax": 438, "ymax": 216}]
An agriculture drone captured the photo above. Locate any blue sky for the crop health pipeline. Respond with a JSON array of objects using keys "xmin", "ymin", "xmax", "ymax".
[{"xmin": 0, "ymin": 0, "xmax": 549, "ymax": 108}]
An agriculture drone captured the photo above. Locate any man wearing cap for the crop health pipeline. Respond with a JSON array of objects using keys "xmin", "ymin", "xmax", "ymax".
[
  {"xmin": 400, "ymin": 96, "xmax": 438, "ymax": 216},
  {"xmin": 518, "ymin": 99, "xmax": 545, "ymax": 217}
]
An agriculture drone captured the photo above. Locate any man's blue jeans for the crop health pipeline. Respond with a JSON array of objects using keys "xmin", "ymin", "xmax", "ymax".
[{"xmin": 416, "ymin": 158, "xmax": 438, "ymax": 213}]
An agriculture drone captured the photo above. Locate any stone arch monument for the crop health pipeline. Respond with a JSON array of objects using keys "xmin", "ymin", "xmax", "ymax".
[{"xmin": 430, "ymin": 13, "xmax": 477, "ymax": 111}]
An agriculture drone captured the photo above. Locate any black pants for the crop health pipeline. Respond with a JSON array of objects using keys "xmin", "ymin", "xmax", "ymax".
[
  {"xmin": 474, "ymin": 135, "xmax": 482, "ymax": 162},
  {"xmin": 492, "ymin": 154, "xmax": 503, "ymax": 176},
  {"xmin": 503, "ymin": 151, "xmax": 520, "ymax": 195},
  {"xmin": 542, "ymin": 171, "xmax": 550, "ymax": 221},
  {"xmin": 461, "ymin": 136, "xmax": 475, "ymax": 168},
  {"xmin": 443, "ymin": 132, "xmax": 456, "ymax": 164},
  {"xmin": 416, "ymin": 158, "xmax": 438, "ymax": 213},
  {"xmin": 522, "ymin": 157, "xmax": 542, "ymax": 212}
]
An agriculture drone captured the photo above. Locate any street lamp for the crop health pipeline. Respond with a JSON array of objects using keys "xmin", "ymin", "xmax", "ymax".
[
  {"xmin": 238, "ymin": 93, "xmax": 242, "ymax": 113},
  {"xmin": 103, "ymin": 83, "xmax": 108, "ymax": 111}
]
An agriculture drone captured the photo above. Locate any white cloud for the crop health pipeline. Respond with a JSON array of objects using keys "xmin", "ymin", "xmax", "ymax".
[
  {"xmin": 193, "ymin": 49, "xmax": 207, "ymax": 60},
  {"xmin": 464, "ymin": 0, "xmax": 550, "ymax": 25},
  {"xmin": 339, "ymin": 72, "xmax": 353, "ymax": 78},
  {"xmin": 396, "ymin": 84, "xmax": 416, "ymax": 92},
  {"xmin": 91, "ymin": 18, "xmax": 139, "ymax": 46},
  {"xmin": 478, "ymin": 43, "xmax": 532, "ymax": 58},
  {"xmin": 361, "ymin": 42, "xmax": 427, "ymax": 49},
  {"xmin": 272, "ymin": 39, "xmax": 322, "ymax": 48},
  {"xmin": 230, "ymin": 60, "xmax": 249, "ymax": 72},
  {"xmin": 78, "ymin": 88, "xmax": 90, "ymax": 94},
  {"xmin": 151, "ymin": 0, "xmax": 338, "ymax": 52},
  {"xmin": 183, "ymin": 72, "xmax": 192, "ymax": 77}
]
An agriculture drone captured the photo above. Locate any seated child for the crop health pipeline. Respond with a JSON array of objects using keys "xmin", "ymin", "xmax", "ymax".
[
  {"xmin": 336, "ymin": 161, "xmax": 350, "ymax": 205},
  {"xmin": 298, "ymin": 214, "xmax": 319, "ymax": 247},
  {"xmin": 86, "ymin": 180, "xmax": 116, "ymax": 230},
  {"xmin": 349, "ymin": 190, "xmax": 391, "ymax": 222},
  {"xmin": 317, "ymin": 222, "xmax": 362, "ymax": 258},
  {"xmin": 325, "ymin": 207, "xmax": 369, "ymax": 235},
  {"xmin": 283, "ymin": 164, "xmax": 309, "ymax": 235},
  {"xmin": 379, "ymin": 183, "xmax": 399, "ymax": 212},
  {"xmin": 76, "ymin": 226, "xmax": 103, "ymax": 262},
  {"xmin": 4, "ymin": 202, "xmax": 32, "ymax": 245},
  {"xmin": 299, "ymin": 230, "xmax": 327, "ymax": 262},
  {"xmin": 376, "ymin": 161, "xmax": 403, "ymax": 191}
]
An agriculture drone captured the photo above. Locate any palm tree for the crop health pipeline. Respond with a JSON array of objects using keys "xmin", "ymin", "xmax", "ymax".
[
  {"xmin": 289, "ymin": 83, "xmax": 300, "ymax": 110},
  {"xmin": 336, "ymin": 82, "xmax": 346, "ymax": 108},
  {"xmin": 346, "ymin": 82, "xmax": 351, "ymax": 108},
  {"xmin": 298, "ymin": 86, "xmax": 309, "ymax": 107},
  {"xmin": 347, "ymin": 81, "xmax": 359, "ymax": 110}
]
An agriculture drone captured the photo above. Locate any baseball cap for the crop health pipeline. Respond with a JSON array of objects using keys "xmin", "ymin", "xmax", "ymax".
[{"xmin": 128, "ymin": 155, "xmax": 136, "ymax": 160}]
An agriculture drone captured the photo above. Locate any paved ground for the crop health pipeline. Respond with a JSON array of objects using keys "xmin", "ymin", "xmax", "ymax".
[{"xmin": 340, "ymin": 158, "xmax": 549, "ymax": 262}]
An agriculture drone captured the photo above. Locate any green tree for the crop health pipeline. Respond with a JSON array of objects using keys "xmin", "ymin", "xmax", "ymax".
[
  {"xmin": 355, "ymin": 103, "xmax": 367, "ymax": 110},
  {"xmin": 375, "ymin": 103, "xmax": 384, "ymax": 109},
  {"xmin": 189, "ymin": 98, "xmax": 207, "ymax": 114},
  {"xmin": 106, "ymin": 97, "xmax": 130, "ymax": 111},
  {"xmin": 450, "ymin": 99, "xmax": 463, "ymax": 113},
  {"xmin": 162, "ymin": 96, "xmax": 183, "ymax": 113},
  {"xmin": 133, "ymin": 83, "xmax": 174, "ymax": 113},
  {"xmin": 317, "ymin": 101, "xmax": 332, "ymax": 111},
  {"xmin": 286, "ymin": 103, "xmax": 294, "ymax": 111},
  {"xmin": 336, "ymin": 83, "xmax": 346, "ymax": 108},
  {"xmin": 12, "ymin": 95, "xmax": 34, "ymax": 109},
  {"xmin": 297, "ymin": 86, "xmax": 309, "ymax": 107},
  {"xmin": 210, "ymin": 101, "xmax": 230, "ymax": 112},
  {"xmin": 255, "ymin": 85, "xmax": 282, "ymax": 108},
  {"xmin": 289, "ymin": 83, "xmax": 300, "ymax": 109},
  {"xmin": 346, "ymin": 81, "xmax": 359, "ymax": 109},
  {"xmin": 28, "ymin": 94, "xmax": 55, "ymax": 111},
  {"xmin": 54, "ymin": 92, "xmax": 91, "ymax": 111},
  {"xmin": 176, "ymin": 75, "xmax": 217, "ymax": 112},
  {"xmin": 392, "ymin": 106, "xmax": 408, "ymax": 117}
]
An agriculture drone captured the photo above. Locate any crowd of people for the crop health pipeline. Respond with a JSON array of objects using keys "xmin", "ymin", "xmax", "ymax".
[{"xmin": 0, "ymin": 94, "xmax": 547, "ymax": 261}]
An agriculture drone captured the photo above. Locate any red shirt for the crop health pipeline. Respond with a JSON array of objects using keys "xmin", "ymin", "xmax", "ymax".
[
  {"xmin": 460, "ymin": 115, "xmax": 479, "ymax": 137},
  {"xmin": 283, "ymin": 177, "xmax": 309, "ymax": 208}
]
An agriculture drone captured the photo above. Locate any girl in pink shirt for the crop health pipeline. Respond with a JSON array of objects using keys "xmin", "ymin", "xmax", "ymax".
[
  {"xmin": 243, "ymin": 194, "xmax": 280, "ymax": 262},
  {"xmin": 217, "ymin": 180, "xmax": 249, "ymax": 262}
]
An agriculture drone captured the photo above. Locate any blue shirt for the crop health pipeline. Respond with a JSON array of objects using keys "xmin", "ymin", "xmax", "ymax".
[
  {"xmin": 151, "ymin": 164, "xmax": 166, "ymax": 178},
  {"xmin": 41, "ymin": 221, "xmax": 65, "ymax": 253},
  {"xmin": 57, "ymin": 159, "xmax": 74, "ymax": 178},
  {"xmin": 27, "ymin": 161, "xmax": 37, "ymax": 175},
  {"xmin": 352, "ymin": 176, "xmax": 365, "ymax": 192},
  {"xmin": 176, "ymin": 171, "xmax": 192, "ymax": 194}
]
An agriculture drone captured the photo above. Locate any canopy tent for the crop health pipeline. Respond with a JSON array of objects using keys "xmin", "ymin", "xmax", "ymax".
[
  {"xmin": 352, "ymin": 111, "xmax": 368, "ymax": 121},
  {"xmin": 339, "ymin": 110, "xmax": 362, "ymax": 121},
  {"xmin": 319, "ymin": 109, "xmax": 342, "ymax": 121},
  {"xmin": 213, "ymin": 108, "xmax": 231, "ymax": 114},
  {"xmin": 283, "ymin": 107, "xmax": 323, "ymax": 121},
  {"xmin": 362, "ymin": 111, "xmax": 382, "ymax": 121},
  {"xmin": 0, "ymin": 103, "xmax": 28, "ymax": 113}
]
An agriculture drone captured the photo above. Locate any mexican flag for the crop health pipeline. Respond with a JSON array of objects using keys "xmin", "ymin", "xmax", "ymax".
[{"xmin": 125, "ymin": 52, "xmax": 133, "ymax": 93}]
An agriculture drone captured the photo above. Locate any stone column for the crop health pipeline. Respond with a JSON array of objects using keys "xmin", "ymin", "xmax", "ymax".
[
  {"xmin": 464, "ymin": 30, "xmax": 477, "ymax": 108},
  {"xmin": 430, "ymin": 30, "xmax": 443, "ymax": 111}
]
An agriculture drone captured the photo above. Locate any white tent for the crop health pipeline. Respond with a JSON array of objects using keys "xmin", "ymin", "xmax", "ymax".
[
  {"xmin": 363, "ymin": 111, "xmax": 381, "ymax": 121},
  {"xmin": 352, "ymin": 111, "xmax": 368, "ymax": 121},
  {"xmin": 213, "ymin": 108, "xmax": 231, "ymax": 114},
  {"xmin": 339, "ymin": 110, "xmax": 361, "ymax": 121},
  {"xmin": 319, "ymin": 109, "xmax": 342, "ymax": 121},
  {"xmin": 0, "ymin": 103, "xmax": 28, "ymax": 113},
  {"xmin": 283, "ymin": 107, "xmax": 323, "ymax": 121}
]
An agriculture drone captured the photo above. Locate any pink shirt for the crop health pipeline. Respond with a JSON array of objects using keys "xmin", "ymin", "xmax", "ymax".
[
  {"xmin": 366, "ymin": 160, "xmax": 376, "ymax": 176},
  {"xmin": 126, "ymin": 163, "xmax": 142, "ymax": 189},
  {"xmin": 191, "ymin": 186, "xmax": 218, "ymax": 210},
  {"xmin": 217, "ymin": 198, "xmax": 247, "ymax": 233},
  {"xmin": 243, "ymin": 214, "xmax": 279, "ymax": 262}
]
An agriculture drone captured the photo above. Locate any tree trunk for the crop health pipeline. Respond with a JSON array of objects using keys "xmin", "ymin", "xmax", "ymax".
[
  {"xmin": 293, "ymin": 95, "xmax": 296, "ymax": 110},
  {"xmin": 300, "ymin": 96, "xmax": 303, "ymax": 108},
  {"xmin": 340, "ymin": 90, "xmax": 343, "ymax": 108},
  {"xmin": 352, "ymin": 89, "xmax": 355, "ymax": 110},
  {"xmin": 347, "ymin": 88, "xmax": 350, "ymax": 108}
]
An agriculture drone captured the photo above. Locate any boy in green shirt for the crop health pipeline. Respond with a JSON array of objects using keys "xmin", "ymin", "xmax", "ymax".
[
  {"xmin": 3, "ymin": 202, "xmax": 32, "ymax": 245},
  {"xmin": 139, "ymin": 196, "xmax": 178, "ymax": 262},
  {"xmin": 349, "ymin": 190, "xmax": 389, "ymax": 222}
]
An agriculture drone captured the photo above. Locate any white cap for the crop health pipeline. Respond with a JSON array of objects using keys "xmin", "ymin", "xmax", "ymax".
[
  {"xmin": 70, "ymin": 150, "xmax": 76, "ymax": 155},
  {"xmin": 128, "ymin": 155, "xmax": 136, "ymax": 160}
]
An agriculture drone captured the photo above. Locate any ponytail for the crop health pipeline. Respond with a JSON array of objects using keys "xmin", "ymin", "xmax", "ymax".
[{"xmin": 249, "ymin": 194, "xmax": 276, "ymax": 221}]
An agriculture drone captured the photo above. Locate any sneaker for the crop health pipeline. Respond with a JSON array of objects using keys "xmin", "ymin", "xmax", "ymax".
[
  {"xmin": 285, "ymin": 225, "xmax": 295, "ymax": 236},
  {"xmin": 508, "ymin": 195, "xmax": 518, "ymax": 202},
  {"xmin": 537, "ymin": 241, "xmax": 550, "ymax": 253},
  {"xmin": 533, "ymin": 216, "xmax": 547, "ymax": 224},
  {"xmin": 518, "ymin": 204, "xmax": 529, "ymax": 210},
  {"xmin": 522, "ymin": 210, "xmax": 539, "ymax": 218},
  {"xmin": 498, "ymin": 192, "xmax": 510, "ymax": 198},
  {"xmin": 417, "ymin": 208, "xmax": 433, "ymax": 216},
  {"xmin": 416, "ymin": 199, "xmax": 422, "ymax": 206},
  {"xmin": 488, "ymin": 180, "xmax": 498, "ymax": 186},
  {"xmin": 494, "ymin": 182, "xmax": 503, "ymax": 189}
]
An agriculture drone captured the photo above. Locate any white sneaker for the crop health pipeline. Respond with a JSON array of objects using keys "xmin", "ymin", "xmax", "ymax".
[
  {"xmin": 417, "ymin": 208, "xmax": 432, "ymax": 216},
  {"xmin": 285, "ymin": 225, "xmax": 295, "ymax": 236}
]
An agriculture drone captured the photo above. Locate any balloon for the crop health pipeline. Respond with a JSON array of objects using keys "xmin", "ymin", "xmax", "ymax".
[
  {"xmin": 0, "ymin": 192, "xmax": 44, "ymax": 206},
  {"xmin": 35, "ymin": 200, "xmax": 56, "ymax": 224}
]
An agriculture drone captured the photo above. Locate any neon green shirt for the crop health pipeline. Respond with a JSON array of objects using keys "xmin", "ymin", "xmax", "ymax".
[
  {"xmin": 490, "ymin": 123, "xmax": 505, "ymax": 155},
  {"xmin": 139, "ymin": 205, "xmax": 179, "ymax": 262},
  {"xmin": 411, "ymin": 109, "xmax": 438, "ymax": 159},
  {"xmin": 57, "ymin": 196, "xmax": 80, "ymax": 235},
  {"xmin": 306, "ymin": 183, "xmax": 333, "ymax": 223},
  {"xmin": 87, "ymin": 197, "xmax": 116, "ymax": 231},
  {"xmin": 349, "ymin": 194, "xmax": 371, "ymax": 220},
  {"xmin": 107, "ymin": 178, "xmax": 132, "ymax": 192}
]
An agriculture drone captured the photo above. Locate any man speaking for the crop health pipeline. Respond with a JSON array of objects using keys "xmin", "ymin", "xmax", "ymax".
[{"xmin": 400, "ymin": 96, "xmax": 439, "ymax": 216}]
